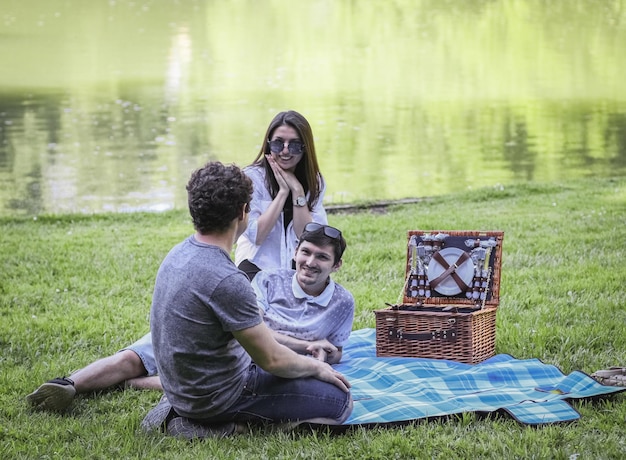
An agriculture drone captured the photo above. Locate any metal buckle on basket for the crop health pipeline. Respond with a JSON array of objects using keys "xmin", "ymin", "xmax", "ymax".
[
  {"xmin": 432, "ymin": 329, "xmax": 456, "ymax": 341},
  {"xmin": 388, "ymin": 327, "xmax": 457, "ymax": 342}
]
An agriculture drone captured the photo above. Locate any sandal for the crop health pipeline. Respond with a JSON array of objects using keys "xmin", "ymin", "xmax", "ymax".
[{"xmin": 590, "ymin": 367, "xmax": 626, "ymax": 387}]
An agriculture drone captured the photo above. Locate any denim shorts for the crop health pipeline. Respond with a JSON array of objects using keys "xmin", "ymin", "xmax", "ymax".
[
  {"xmin": 120, "ymin": 332, "xmax": 157, "ymax": 376},
  {"xmin": 193, "ymin": 363, "xmax": 352, "ymax": 425}
]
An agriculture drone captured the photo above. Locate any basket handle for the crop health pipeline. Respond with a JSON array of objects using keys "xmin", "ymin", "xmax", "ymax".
[{"xmin": 387, "ymin": 327, "xmax": 457, "ymax": 342}]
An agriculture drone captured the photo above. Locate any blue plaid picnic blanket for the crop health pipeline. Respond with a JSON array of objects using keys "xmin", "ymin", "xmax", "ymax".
[{"xmin": 337, "ymin": 329, "xmax": 624, "ymax": 425}]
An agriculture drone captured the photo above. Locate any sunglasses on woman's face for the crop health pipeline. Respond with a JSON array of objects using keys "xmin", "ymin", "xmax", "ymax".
[
  {"xmin": 303, "ymin": 222, "xmax": 342, "ymax": 240},
  {"xmin": 267, "ymin": 138, "xmax": 305, "ymax": 156}
]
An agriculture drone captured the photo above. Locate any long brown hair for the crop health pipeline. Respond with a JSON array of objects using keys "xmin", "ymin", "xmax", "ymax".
[{"xmin": 250, "ymin": 110, "xmax": 323, "ymax": 209}]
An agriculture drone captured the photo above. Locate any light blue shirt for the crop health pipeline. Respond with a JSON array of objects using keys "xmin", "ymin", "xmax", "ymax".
[{"xmin": 251, "ymin": 269, "xmax": 354, "ymax": 347}]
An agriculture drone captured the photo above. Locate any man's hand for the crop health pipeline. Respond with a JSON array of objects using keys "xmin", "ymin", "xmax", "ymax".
[
  {"xmin": 314, "ymin": 362, "xmax": 351, "ymax": 393},
  {"xmin": 235, "ymin": 322, "xmax": 350, "ymax": 392},
  {"xmin": 306, "ymin": 339, "xmax": 342, "ymax": 364},
  {"xmin": 271, "ymin": 332, "xmax": 343, "ymax": 364}
]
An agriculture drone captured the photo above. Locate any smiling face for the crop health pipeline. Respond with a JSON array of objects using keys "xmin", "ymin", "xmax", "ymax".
[
  {"xmin": 269, "ymin": 125, "xmax": 304, "ymax": 172},
  {"xmin": 294, "ymin": 240, "xmax": 342, "ymax": 296}
]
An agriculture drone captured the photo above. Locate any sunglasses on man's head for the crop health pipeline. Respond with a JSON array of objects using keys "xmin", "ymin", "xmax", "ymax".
[
  {"xmin": 303, "ymin": 222, "xmax": 342, "ymax": 240},
  {"xmin": 267, "ymin": 138, "xmax": 305, "ymax": 156}
]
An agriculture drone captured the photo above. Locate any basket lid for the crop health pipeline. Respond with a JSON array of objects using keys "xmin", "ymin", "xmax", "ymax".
[{"xmin": 400, "ymin": 230, "xmax": 504, "ymax": 308}]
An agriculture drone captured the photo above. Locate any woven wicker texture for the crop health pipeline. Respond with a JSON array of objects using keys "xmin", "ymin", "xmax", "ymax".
[
  {"xmin": 375, "ymin": 308, "xmax": 497, "ymax": 364},
  {"xmin": 402, "ymin": 230, "xmax": 503, "ymax": 306},
  {"xmin": 375, "ymin": 230, "xmax": 503, "ymax": 364}
]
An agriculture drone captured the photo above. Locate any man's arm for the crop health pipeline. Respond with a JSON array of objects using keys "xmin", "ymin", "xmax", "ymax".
[
  {"xmin": 251, "ymin": 273, "xmax": 343, "ymax": 364},
  {"xmin": 232, "ymin": 322, "xmax": 350, "ymax": 392},
  {"xmin": 270, "ymin": 331, "xmax": 343, "ymax": 364}
]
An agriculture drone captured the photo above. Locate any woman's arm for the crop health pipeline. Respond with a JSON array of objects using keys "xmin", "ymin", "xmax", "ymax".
[
  {"xmin": 248, "ymin": 159, "xmax": 291, "ymax": 245},
  {"xmin": 288, "ymin": 173, "xmax": 327, "ymax": 238},
  {"xmin": 254, "ymin": 187, "xmax": 289, "ymax": 245}
]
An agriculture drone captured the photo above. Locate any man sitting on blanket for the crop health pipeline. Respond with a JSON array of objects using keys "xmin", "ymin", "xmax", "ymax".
[{"xmin": 27, "ymin": 223, "xmax": 354, "ymax": 412}]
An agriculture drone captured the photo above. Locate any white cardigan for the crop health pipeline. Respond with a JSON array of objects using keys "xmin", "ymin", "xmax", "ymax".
[{"xmin": 235, "ymin": 165, "xmax": 328, "ymax": 271}]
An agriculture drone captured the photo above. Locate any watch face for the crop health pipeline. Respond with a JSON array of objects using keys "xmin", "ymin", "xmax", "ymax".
[{"xmin": 295, "ymin": 196, "xmax": 306, "ymax": 206}]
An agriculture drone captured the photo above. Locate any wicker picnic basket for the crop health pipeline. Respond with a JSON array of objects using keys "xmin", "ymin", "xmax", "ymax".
[{"xmin": 375, "ymin": 230, "xmax": 504, "ymax": 364}]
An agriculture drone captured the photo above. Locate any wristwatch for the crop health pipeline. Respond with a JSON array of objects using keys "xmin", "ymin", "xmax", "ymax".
[{"xmin": 293, "ymin": 196, "xmax": 307, "ymax": 207}]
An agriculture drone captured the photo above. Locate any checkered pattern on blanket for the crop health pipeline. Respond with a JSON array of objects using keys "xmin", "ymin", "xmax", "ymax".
[{"xmin": 336, "ymin": 329, "xmax": 624, "ymax": 425}]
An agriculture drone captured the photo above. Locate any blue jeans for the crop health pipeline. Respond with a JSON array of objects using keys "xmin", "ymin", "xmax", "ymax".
[{"xmin": 193, "ymin": 363, "xmax": 352, "ymax": 425}]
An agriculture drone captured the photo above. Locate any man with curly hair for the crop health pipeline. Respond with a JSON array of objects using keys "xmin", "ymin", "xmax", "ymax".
[
  {"xmin": 28, "ymin": 163, "xmax": 354, "ymax": 439},
  {"xmin": 142, "ymin": 161, "xmax": 352, "ymax": 438},
  {"xmin": 27, "ymin": 220, "xmax": 354, "ymax": 416}
]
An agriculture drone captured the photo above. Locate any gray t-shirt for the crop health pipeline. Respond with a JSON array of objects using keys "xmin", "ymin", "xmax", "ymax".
[{"xmin": 150, "ymin": 235, "xmax": 262, "ymax": 419}]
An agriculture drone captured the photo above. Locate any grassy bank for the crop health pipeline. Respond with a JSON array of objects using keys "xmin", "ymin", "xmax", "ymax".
[{"xmin": 1, "ymin": 177, "xmax": 625, "ymax": 459}]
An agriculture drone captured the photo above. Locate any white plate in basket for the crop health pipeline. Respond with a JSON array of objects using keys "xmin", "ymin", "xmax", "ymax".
[{"xmin": 426, "ymin": 247, "xmax": 475, "ymax": 296}]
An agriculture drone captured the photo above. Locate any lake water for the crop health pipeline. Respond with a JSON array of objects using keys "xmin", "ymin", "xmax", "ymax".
[{"xmin": 1, "ymin": 0, "xmax": 625, "ymax": 217}]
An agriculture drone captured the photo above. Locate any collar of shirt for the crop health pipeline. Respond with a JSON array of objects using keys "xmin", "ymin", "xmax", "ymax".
[{"xmin": 291, "ymin": 273, "xmax": 335, "ymax": 307}]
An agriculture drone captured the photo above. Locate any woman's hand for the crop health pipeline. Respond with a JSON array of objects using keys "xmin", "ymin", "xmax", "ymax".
[
  {"xmin": 263, "ymin": 154, "xmax": 310, "ymax": 238},
  {"xmin": 252, "ymin": 156, "xmax": 290, "ymax": 245},
  {"xmin": 266, "ymin": 155, "xmax": 290, "ymax": 193},
  {"xmin": 266, "ymin": 155, "xmax": 304, "ymax": 197}
]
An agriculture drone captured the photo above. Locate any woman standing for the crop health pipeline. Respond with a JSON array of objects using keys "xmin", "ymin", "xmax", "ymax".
[{"xmin": 235, "ymin": 110, "xmax": 327, "ymax": 280}]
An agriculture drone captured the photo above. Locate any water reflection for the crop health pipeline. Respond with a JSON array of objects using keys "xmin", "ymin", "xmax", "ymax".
[
  {"xmin": 0, "ymin": 0, "xmax": 625, "ymax": 217},
  {"xmin": 1, "ymin": 92, "xmax": 625, "ymax": 217},
  {"xmin": 165, "ymin": 27, "xmax": 193, "ymax": 104},
  {"xmin": 502, "ymin": 116, "xmax": 536, "ymax": 182}
]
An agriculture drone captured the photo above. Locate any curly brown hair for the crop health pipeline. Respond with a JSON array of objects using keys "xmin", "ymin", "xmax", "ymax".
[{"xmin": 186, "ymin": 162, "xmax": 253, "ymax": 234}]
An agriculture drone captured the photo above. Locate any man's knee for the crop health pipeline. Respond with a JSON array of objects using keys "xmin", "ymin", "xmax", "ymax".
[
  {"xmin": 116, "ymin": 349, "xmax": 148, "ymax": 376},
  {"xmin": 336, "ymin": 395, "xmax": 353, "ymax": 424},
  {"xmin": 295, "ymin": 393, "xmax": 353, "ymax": 426}
]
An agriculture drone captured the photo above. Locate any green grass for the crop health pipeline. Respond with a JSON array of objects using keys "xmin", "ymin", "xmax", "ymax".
[{"xmin": 1, "ymin": 177, "xmax": 625, "ymax": 459}]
